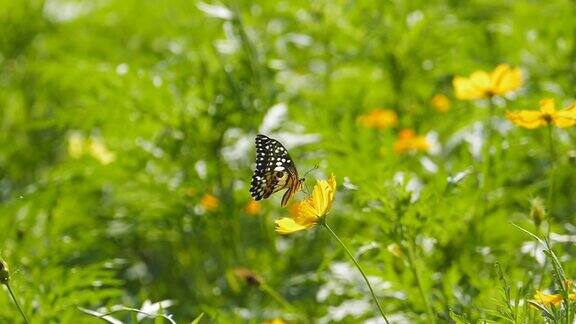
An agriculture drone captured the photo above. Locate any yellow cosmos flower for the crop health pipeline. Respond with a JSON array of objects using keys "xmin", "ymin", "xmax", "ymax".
[
  {"xmin": 358, "ymin": 109, "xmax": 398, "ymax": 129},
  {"xmin": 506, "ymin": 98, "xmax": 576, "ymax": 129},
  {"xmin": 431, "ymin": 94, "xmax": 451, "ymax": 112},
  {"xmin": 453, "ymin": 64, "xmax": 522, "ymax": 100},
  {"xmin": 201, "ymin": 194, "xmax": 219, "ymax": 212},
  {"xmin": 245, "ymin": 200, "xmax": 262, "ymax": 215},
  {"xmin": 393, "ymin": 129, "xmax": 430, "ymax": 154},
  {"xmin": 275, "ymin": 174, "xmax": 336, "ymax": 235}
]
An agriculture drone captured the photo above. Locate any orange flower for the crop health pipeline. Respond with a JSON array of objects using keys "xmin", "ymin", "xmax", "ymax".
[
  {"xmin": 431, "ymin": 94, "xmax": 451, "ymax": 112},
  {"xmin": 201, "ymin": 194, "xmax": 219, "ymax": 212},
  {"xmin": 245, "ymin": 200, "xmax": 261, "ymax": 215},
  {"xmin": 506, "ymin": 98, "xmax": 576, "ymax": 129},
  {"xmin": 453, "ymin": 64, "xmax": 522, "ymax": 100},
  {"xmin": 393, "ymin": 129, "xmax": 430, "ymax": 154},
  {"xmin": 358, "ymin": 109, "xmax": 398, "ymax": 129}
]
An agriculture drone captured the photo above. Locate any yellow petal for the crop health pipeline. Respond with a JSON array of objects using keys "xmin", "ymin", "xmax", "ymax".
[
  {"xmin": 539, "ymin": 98, "xmax": 556, "ymax": 115},
  {"xmin": 534, "ymin": 290, "xmax": 563, "ymax": 307},
  {"xmin": 555, "ymin": 102, "xmax": 576, "ymax": 128},
  {"xmin": 327, "ymin": 174, "xmax": 336, "ymax": 211},
  {"xmin": 561, "ymin": 102, "xmax": 576, "ymax": 118},
  {"xmin": 275, "ymin": 217, "xmax": 313, "ymax": 235},
  {"xmin": 295, "ymin": 199, "xmax": 321, "ymax": 225},
  {"xmin": 553, "ymin": 117, "xmax": 576, "ymax": 128},
  {"xmin": 506, "ymin": 111, "xmax": 547, "ymax": 129},
  {"xmin": 312, "ymin": 180, "xmax": 328, "ymax": 216},
  {"xmin": 469, "ymin": 71, "xmax": 491, "ymax": 91},
  {"xmin": 453, "ymin": 75, "xmax": 486, "ymax": 100},
  {"xmin": 491, "ymin": 64, "xmax": 522, "ymax": 95}
]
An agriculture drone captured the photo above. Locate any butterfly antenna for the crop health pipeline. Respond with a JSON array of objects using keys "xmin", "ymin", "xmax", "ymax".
[
  {"xmin": 301, "ymin": 164, "xmax": 318, "ymax": 195},
  {"xmin": 302, "ymin": 164, "xmax": 319, "ymax": 179}
]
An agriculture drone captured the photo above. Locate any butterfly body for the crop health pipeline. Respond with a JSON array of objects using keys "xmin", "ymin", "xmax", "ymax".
[{"xmin": 250, "ymin": 134, "xmax": 304, "ymax": 207}]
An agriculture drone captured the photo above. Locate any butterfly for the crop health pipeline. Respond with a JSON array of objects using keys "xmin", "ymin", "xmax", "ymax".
[{"xmin": 249, "ymin": 134, "xmax": 304, "ymax": 207}]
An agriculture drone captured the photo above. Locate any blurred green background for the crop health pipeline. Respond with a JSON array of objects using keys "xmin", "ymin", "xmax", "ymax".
[{"xmin": 1, "ymin": 0, "xmax": 575, "ymax": 322}]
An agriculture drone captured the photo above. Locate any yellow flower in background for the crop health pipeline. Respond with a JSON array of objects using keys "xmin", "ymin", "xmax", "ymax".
[
  {"xmin": 68, "ymin": 132, "xmax": 85, "ymax": 158},
  {"xmin": 453, "ymin": 64, "xmax": 522, "ymax": 100},
  {"xmin": 534, "ymin": 290, "xmax": 563, "ymax": 307},
  {"xmin": 275, "ymin": 174, "xmax": 336, "ymax": 235},
  {"xmin": 88, "ymin": 137, "xmax": 116, "ymax": 165},
  {"xmin": 431, "ymin": 94, "xmax": 451, "ymax": 112},
  {"xmin": 506, "ymin": 98, "xmax": 576, "ymax": 129},
  {"xmin": 201, "ymin": 194, "xmax": 219, "ymax": 212},
  {"xmin": 68, "ymin": 132, "xmax": 116, "ymax": 165},
  {"xmin": 245, "ymin": 200, "xmax": 262, "ymax": 215},
  {"xmin": 358, "ymin": 109, "xmax": 398, "ymax": 129},
  {"xmin": 262, "ymin": 319, "xmax": 287, "ymax": 324},
  {"xmin": 533, "ymin": 290, "xmax": 576, "ymax": 307},
  {"xmin": 393, "ymin": 129, "xmax": 430, "ymax": 154}
]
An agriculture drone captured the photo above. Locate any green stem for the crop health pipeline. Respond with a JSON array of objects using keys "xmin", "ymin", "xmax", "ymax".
[
  {"xmin": 547, "ymin": 124, "xmax": 555, "ymax": 217},
  {"xmin": 6, "ymin": 283, "xmax": 29, "ymax": 324},
  {"xmin": 406, "ymin": 243, "xmax": 436, "ymax": 323},
  {"xmin": 260, "ymin": 283, "xmax": 299, "ymax": 315},
  {"xmin": 482, "ymin": 99, "xmax": 495, "ymax": 215},
  {"xmin": 323, "ymin": 222, "xmax": 390, "ymax": 324}
]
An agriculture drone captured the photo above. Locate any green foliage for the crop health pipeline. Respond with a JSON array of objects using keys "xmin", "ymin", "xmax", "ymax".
[{"xmin": 0, "ymin": 0, "xmax": 575, "ymax": 322}]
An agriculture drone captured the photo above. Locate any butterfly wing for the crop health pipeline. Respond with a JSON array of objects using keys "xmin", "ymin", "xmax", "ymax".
[{"xmin": 250, "ymin": 134, "xmax": 300, "ymax": 206}]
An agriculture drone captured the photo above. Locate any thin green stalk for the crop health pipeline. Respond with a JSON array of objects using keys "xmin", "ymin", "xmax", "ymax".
[
  {"xmin": 260, "ymin": 284, "xmax": 302, "ymax": 318},
  {"xmin": 481, "ymin": 99, "xmax": 496, "ymax": 215},
  {"xmin": 6, "ymin": 283, "xmax": 29, "ymax": 324},
  {"xmin": 322, "ymin": 222, "xmax": 390, "ymax": 324},
  {"xmin": 406, "ymin": 243, "xmax": 436, "ymax": 323},
  {"xmin": 547, "ymin": 124, "xmax": 556, "ymax": 217}
]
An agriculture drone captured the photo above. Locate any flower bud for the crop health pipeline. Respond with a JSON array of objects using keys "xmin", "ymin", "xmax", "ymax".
[
  {"xmin": 387, "ymin": 243, "xmax": 404, "ymax": 258},
  {"xmin": 233, "ymin": 267, "xmax": 263, "ymax": 287},
  {"xmin": 529, "ymin": 197, "xmax": 546, "ymax": 228},
  {"xmin": 0, "ymin": 260, "xmax": 9, "ymax": 286}
]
